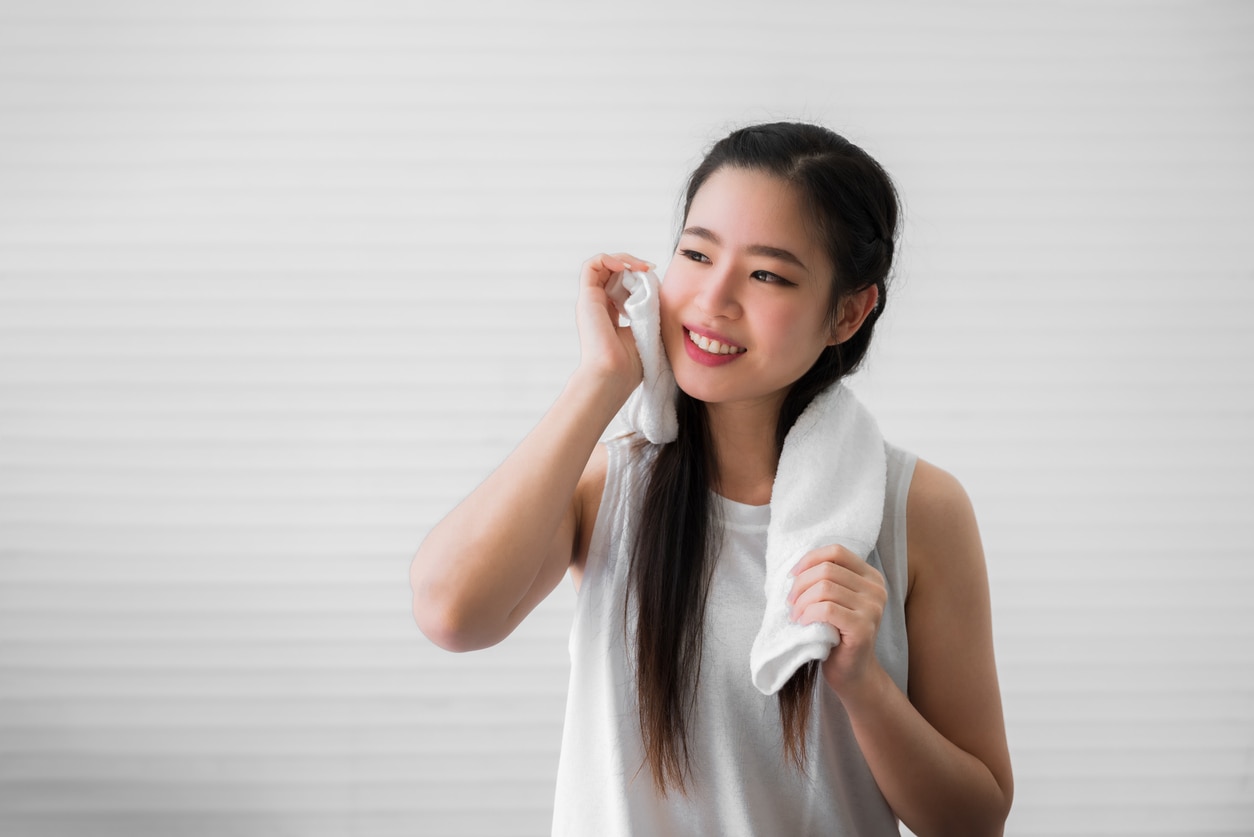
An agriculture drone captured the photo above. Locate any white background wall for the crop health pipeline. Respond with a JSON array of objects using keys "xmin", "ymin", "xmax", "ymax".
[{"xmin": 1, "ymin": 1, "xmax": 1252, "ymax": 835}]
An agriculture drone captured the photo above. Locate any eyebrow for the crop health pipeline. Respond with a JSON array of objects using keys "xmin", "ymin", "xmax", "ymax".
[{"xmin": 681, "ymin": 225, "xmax": 809, "ymax": 272}]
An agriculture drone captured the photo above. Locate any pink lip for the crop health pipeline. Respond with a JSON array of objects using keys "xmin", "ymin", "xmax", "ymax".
[
  {"xmin": 682, "ymin": 327, "xmax": 746, "ymax": 367},
  {"xmin": 685, "ymin": 324, "xmax": 744, "ymax": 349}
]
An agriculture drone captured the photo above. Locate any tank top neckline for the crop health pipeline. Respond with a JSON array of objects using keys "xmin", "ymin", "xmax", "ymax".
[{"xmin": 711, "ymin": 491, "xmax": 771, "ymax": 530}]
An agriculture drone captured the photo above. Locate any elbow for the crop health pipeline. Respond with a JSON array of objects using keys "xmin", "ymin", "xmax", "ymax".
[
  {"xmin": 967, "ymin": 779, "xmax": 1014, "ymax": 837},
  {"xmin": 964, "ymin": 775, "xmax": 1015, "ymax": 837},
  {"xmin": 969, "ymin": 748, "xmax": 1014, "ymax": 836},
  {"xmin": 983, "ymin": 758, "xmax": 1014, "ymax": 835},
  {"xmin": 415, "ymin": 604, "xmax": 483, "ymax": 653},
  {"xmin": 913, "ymin": 775, "xmax": 1013, "ymax": 837},
  {"xmin": 410, "ymin": 552, "xmax": 496, "ymax": 653},
  {"xmin": 994, "ymin": 772, "xmax": 1014, "ymax": 834},
  {"xmin": 411, "ymin": 579, "xmax": 475, "ymax": 653},
  {"xmin": 934, "ymin": 807, "xmax": 1012, "ymax": 837}
]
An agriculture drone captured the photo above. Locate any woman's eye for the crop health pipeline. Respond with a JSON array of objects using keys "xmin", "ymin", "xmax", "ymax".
[
  {"xmin": 752, "ymin": 270, "xmax": 795, "ymax": 286},
  {"xmin": 678, "ymin": 249, "xmax": 710, "ymax": 264}
]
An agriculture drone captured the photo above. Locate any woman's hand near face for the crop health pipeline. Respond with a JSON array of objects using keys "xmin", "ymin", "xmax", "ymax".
[
  {"xmin": 574, "ymin": 252, "xmax": 650, "ymax": 402},
  {"xmin": 787, "ymin": 544, "xmax": 888, "ymax": 697}
]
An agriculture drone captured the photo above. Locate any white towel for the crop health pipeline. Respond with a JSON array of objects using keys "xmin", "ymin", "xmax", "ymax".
[
  {"xmin": 607, "ymin": 268, "xmax": 885, "ymax": 696},
  {"xmin": 749, "ymin": 382, "xmax": 885, "ymax": 695},
  {"xmin": 606, "ymin": 270, "xmax": 678, "ymax": 444}
]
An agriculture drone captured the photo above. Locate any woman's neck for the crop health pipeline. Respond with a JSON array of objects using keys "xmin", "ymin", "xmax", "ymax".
[{"xmin": 705, "ymin": 398, "xmax": 782, "ymax": 507}]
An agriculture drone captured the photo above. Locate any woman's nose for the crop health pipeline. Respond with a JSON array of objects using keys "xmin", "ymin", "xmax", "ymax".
[{"xmin": 695, "ymin": 264, "xmax": 742, "ymax": 319}]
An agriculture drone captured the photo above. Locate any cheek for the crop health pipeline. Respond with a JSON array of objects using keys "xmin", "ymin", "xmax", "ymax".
[
  {"xmin": 764, "ymin": 305, "xmax": 832, "ymax": 361},
  {"xmin": 658, "ymin": 285, "xmax": 677, "ymax": 331},
  {"xmin": 761, "ymin": 306, "xmax": 808, "ymax": 342},
  {"xmin": 658, "ymin": 273, "xmax": 688, "ymax": 330}
]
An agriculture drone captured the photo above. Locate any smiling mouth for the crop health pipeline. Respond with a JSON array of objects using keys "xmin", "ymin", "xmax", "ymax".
[{"xmin": 686, "ymin": 329, "xmax": 746, "ymax": 355}]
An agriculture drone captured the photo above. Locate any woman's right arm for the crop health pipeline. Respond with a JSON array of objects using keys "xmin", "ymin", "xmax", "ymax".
[{"xmin": 409, "ymin": 253, "xmax": 648, "ymax": 652}]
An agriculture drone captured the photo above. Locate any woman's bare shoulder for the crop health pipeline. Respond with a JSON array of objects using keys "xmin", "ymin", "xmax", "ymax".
[
  {"xmin": 902, "ymin": 457, "xmax": 1014, "ymax": 813},
  {"xmin": 904, "ymin": 457, "xmax": 983, "ymax": 596}
]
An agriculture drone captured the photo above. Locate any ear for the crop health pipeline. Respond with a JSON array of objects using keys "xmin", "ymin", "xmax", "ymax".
[{"xmin": 829, "ymin": 284, "xmax": 880, "ymax": 346}]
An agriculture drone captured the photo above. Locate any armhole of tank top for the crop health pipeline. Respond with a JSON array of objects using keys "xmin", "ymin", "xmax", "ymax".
[
  {"xmin": 883, "ymin": 442, "xmax": 918, "ymax": 598},
  {"xmin": 574, "ymin": 433, "xmax": 630, "ymax": 607}
]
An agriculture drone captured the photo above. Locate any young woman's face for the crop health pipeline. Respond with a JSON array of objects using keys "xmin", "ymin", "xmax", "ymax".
[{"xmin": 660, "ymin": 166, "xmax": 837, "ymax": 411}]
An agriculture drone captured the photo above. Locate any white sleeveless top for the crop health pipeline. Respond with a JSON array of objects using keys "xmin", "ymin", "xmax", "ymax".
[{"xmin": 552, "ymin": 434, "xmax": 918, "ymax": 836}]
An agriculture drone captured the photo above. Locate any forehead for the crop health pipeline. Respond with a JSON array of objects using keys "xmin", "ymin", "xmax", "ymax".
[{"xmin": 685, "ymin": 167, "xmax": 821, "ymax": 262}]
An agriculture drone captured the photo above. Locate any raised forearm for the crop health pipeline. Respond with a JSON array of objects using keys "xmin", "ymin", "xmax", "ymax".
[{"xmin": 411, "ymin": 371, "xmax": 629, "ymax": 650}]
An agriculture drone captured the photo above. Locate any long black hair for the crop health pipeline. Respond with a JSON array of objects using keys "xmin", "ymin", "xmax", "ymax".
[{"xmin": 626, "ymin": 122, "xmax": 900, "ymax": 794}]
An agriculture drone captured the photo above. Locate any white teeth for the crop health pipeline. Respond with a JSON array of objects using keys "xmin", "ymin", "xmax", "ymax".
[{"xmin": 688, "ymin": 330, "xmax": 744, "ymax": 355}]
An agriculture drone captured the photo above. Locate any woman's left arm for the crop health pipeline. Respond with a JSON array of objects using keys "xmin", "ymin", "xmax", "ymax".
[{"xmin": 789, "ymin": 459, "xmax": 1013, "ymax": 836}]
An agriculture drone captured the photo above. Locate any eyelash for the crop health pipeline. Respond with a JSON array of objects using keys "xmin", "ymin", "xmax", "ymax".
[
  {"xmin": 752, "ymin": 270, "xmax": 793, "ymax": 286},
  {"xmin": 677, "ymin": 249, "xmax": 796, "ymax": 287}
]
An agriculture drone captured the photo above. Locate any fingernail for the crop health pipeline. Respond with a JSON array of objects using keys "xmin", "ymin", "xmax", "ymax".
[{"xmin": 643, "ymin": 261, "xmax": 656, "ymax": 269}]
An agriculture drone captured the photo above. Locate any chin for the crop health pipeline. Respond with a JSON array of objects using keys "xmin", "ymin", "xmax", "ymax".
[
  {"xmin": 671, "ymin": 371, "xmax": 745, "ymax": 407},
  {"xmin": 670, "ymin": 370, "xmax": 720, "ymax": 405}
]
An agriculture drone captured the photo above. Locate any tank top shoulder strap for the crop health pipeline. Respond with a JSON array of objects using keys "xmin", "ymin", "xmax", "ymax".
[
  {"xmin": 878, "ymin": 441, "xmax": 918, "ymax": 614},
  {"xmin": 580, "ymin": 432, "xmax": 652, "ymax": 590}
]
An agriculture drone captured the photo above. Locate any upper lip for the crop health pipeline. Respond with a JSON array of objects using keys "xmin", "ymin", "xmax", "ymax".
[{"xmin": 684, "ymin": 324, "xmax": 745, "ymax": 350}]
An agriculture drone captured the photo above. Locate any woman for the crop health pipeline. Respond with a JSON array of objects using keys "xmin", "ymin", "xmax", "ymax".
[{"xmin": 411, "ymin": 122, "xmax": 1013, "ymax": 835}]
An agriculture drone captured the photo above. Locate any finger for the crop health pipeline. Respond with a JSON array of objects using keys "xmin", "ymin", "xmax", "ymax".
[
  {"xmin": 793, "ymin": 599, "xmax": 865, "ymax": 629},
  {"xmin": 580, "ymin": 252, "xmax": 658, "ymax": 291},
  {"xmin": 788, "ymin": 564, "xmax": 875, "ymax": 609},
  {"xmin": 793, "ymin": 592, "xmax": 887, "ymax": 639},
  {"xmin": 580, "ymin": 253, "xmax": 629, "ymax": 286},
  {"xmin": 789, "ymin": 543, "xmax": 879, "ymax": 579},
  {"xmin": 789, "ymin": 543, "xmax": 858, "ymax": 576},
  {"xmin": 790, "ymin": 576, "xmax": 881, "ymax": 617},
  {"xmin": 611, "ymin": 252, "xmax": 656, "ymax": 272}
]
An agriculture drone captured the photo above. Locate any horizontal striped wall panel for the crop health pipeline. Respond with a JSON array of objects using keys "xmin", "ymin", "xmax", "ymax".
[{"xmin": 1, "ymin": 2, "xmax": 1252, "ymax": 836}]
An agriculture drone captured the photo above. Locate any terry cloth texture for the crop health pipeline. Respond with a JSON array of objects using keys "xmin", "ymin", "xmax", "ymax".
[{"xmin": 605, "ymin": 269, "xmax": 677, "ymax": 444}]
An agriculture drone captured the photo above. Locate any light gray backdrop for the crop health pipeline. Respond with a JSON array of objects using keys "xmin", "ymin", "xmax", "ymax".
[{"xmin": 1, "ymin": 1, "xmax": 1252, "ymax": 835}]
